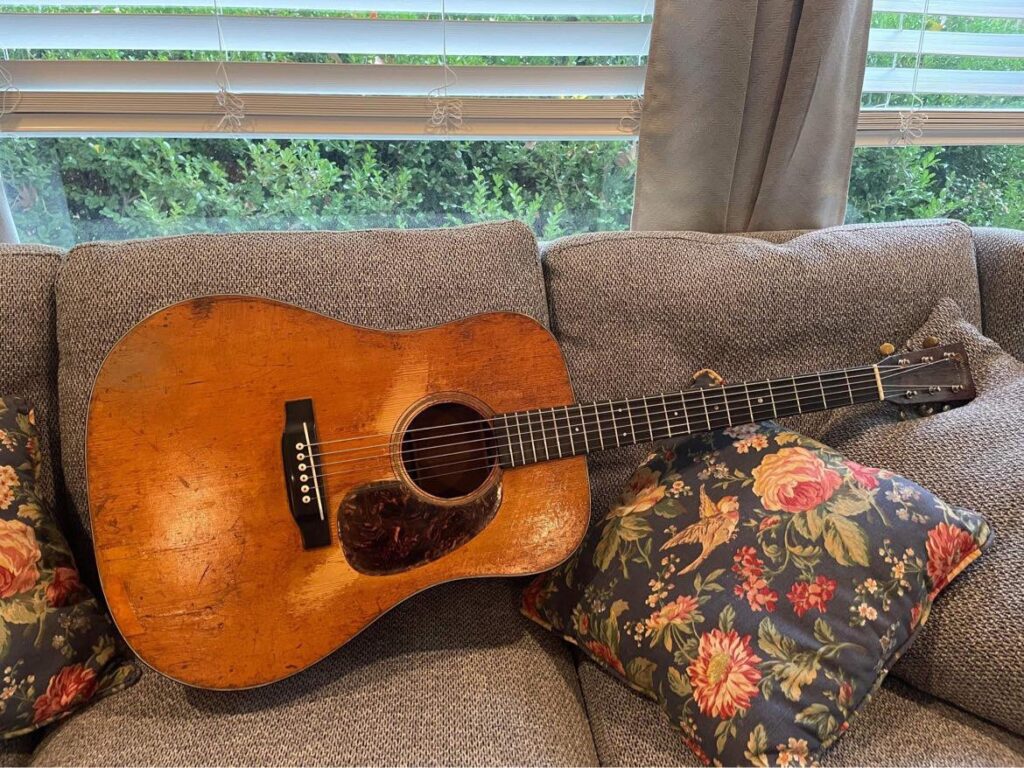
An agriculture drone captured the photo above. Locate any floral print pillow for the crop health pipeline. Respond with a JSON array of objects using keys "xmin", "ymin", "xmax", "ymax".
[
  {"xmin": 0, "ymin": 396, "xmax": 138, "ymax": 738},
  {"xmin": 522, "ymin": 422, "xmax": 990, "ymax": 766}
]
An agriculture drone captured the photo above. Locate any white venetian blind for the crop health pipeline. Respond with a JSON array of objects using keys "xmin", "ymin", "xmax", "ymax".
[
  {"xmin": 0, "ymin": 0, "xmax": 1022, "ymax": 142},
  {"xmin": 0, "ymin": 1, "xmax": 653, "ymax": 138},
  {"xmin": 861, "ymin": 0, "xmax": 1024, "ymax": 145}
]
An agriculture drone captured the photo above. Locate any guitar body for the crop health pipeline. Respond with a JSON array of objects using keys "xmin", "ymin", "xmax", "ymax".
[{"xmin": 87, "ymin": 297, "xmax": 589, "ymax": 689}]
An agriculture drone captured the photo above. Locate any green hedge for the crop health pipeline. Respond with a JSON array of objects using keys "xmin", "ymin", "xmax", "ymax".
[{"xmin": 1, "ymin": 138, "xmax": 1022, "ymax": 247}]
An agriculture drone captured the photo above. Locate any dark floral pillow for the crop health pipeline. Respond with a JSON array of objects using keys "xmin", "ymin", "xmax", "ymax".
[
  {"xmin": 523, "ymin": 422, "xmax": 989, "ymax": 766},
  {"xmin": 0, "ymin": 396, "xmax": 138, "ymax": 738}
]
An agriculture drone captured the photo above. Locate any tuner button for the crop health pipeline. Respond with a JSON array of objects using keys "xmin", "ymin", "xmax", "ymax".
[
  {"xmin": 942, "ymin": 405, "xmax": 951, "ymax": 412},
  {"xmin": 898, "ymin": 409, "xmax": 909, "ymax": 421},
  {"xmin": 878, "ymin": 342, "xmax": 896, "ymax": 356},
  {"xmin": 922, "ymin": 335, "xmax": 940, "ymax": 348}
]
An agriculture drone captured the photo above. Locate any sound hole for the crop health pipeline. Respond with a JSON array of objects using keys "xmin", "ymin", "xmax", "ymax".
[{"xmin": 401, "ymin": 402, "xmax": 496, "ymax": 500}]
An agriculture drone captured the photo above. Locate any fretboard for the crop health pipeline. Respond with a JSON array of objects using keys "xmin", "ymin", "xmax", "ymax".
[{"xmin": 492, "ymin": 364, "xmax": 883, "ymax": 469}]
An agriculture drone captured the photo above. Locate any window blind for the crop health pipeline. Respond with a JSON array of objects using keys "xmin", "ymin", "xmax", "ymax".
[{"xmin": 1, "ymin": 1, "xmax": 1022, "ymax": 143}]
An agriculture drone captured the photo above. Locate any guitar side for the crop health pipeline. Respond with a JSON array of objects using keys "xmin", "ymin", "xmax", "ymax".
[{"xmin": 86, "ymin": 297, "xmax": 590, "ymax": 689}]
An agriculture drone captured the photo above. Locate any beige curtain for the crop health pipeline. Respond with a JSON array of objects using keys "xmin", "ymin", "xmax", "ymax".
[{"xmin": 632, "ymin": 0, "xmax": 872, "ymax": 233}]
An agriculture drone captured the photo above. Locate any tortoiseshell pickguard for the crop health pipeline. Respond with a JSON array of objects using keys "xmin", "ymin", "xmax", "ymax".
[{"xmin": 337, "ymin": 481, "xmax": 502, "ymax": 575}]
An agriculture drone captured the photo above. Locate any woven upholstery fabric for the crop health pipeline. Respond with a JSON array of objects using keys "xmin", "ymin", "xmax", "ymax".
[
  {"xmin": 32, "ymin": 579, "xmax": 597, "ymax": 766},
  {"xmin": 0, "ymin": 245, "xmax": 62, "ymax": 510},
  {"xmin": 973, "ymin": 227, "xmax": 1024, "ymax": 360},
  {"xmin": 807, "ymin": 299, "xmax": 1024, "ymax": 735},
  {"xmin": 0, "ymin": 740, "xmax": 33, "ymax": 768},
  {"xmin": 55, "ymin": 221, "xmax": 547, "ymax": 537},
  {"xmin": 577, "ymin": 659, "xmax": 1024, "ymax": 767},
  {"xmin": 541, "ymin": 220, "xmax": 981, "ymax": 528}
]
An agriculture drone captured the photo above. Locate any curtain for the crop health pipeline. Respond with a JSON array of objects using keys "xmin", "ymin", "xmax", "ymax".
[
  {"xmin": 0, "ymin": 174, "xmax": 18, "ymax": 244},
  {"xmin": 632, "ymin": 0, "xmax": 873, "ymax": 233}
]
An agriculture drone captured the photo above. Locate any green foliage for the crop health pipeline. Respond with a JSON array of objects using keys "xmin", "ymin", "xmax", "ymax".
[
  {"xmin": 0, "ymin": 137, "xmax": 637, "ymax": 247},
  {"xmin": 1, "ymin": 136, "xmax": 1022, "ymax": 248},
  {"xmin": 846, "ymin": 144, "xmax": 1024, "ymax": 228}
]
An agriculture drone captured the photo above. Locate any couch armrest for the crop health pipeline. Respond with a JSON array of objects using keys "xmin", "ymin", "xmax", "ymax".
[{"xmin": 973, "ymin": 227, "xmax": 1024, "ymax": 360}]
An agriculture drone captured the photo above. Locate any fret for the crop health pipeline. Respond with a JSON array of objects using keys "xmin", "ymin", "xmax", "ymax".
[
  {"xmin": 791, "ymin": 376, "xmax": 802, "ymax": 414},
  {"xmin": 537, "ymin": 410, "xmax": 550, "ymax": 461},
  {"xmin": 660, "ymin": 395, "xmax": 673, "ymax": 440},
  {"xmin": 698, "ymin": 388, "xmax": 712, "ymax": 430},
  {"xmin": 642, "ymin": 397, "xmax": 656, "ymax": 442},
  {"xmin": 513, "ymin": 411, "xmax": 528, "ymax": 467},
  {"xmin": 745, "ymin": 380, "xmax": 772, "ymax": 422},
  {"xmin": 548, "ymin": 408, "xmax": 562, "ymax": 459},
  {"xmin": 608, "ymin": 400, "xmax": 620, "ymax": 447},
  {"xmin": 525, "ymin": 409, "xmax": 539, "ymax": 463},
  {"xmin": 743, "ymin": 382, "xmax": 756, "ymax": 422},
  {"xmin": 843, "ymin": 368, "xmax": 855, "ymax": 405},
  {"xmin": 675, "ymin": 392, "xmax": 692, "ymax": 434},
  {"xmin": 564, "ymin": 405, "xmax": 576, "ymax": 455},
  {"xmin": 715, "ymin": 388, "xmax": 734, "ymax": 427},
  {"xmin": 502, "ymin": 413, "xmax": 516, "ymax": 468},
  {"xmin": 625, "ymin": 399, "xmax": 645, "ymax": 444},
  {"xmin": 592, "ymin": 402, "xmax": 605, "ymax": 450},
  {"xmin": 766, "ymin": 379, "xmax": 779, "ymax": 419},
  {"xmin": 813, "ymin": 372, "xmax": 829, "ymax": 411}
]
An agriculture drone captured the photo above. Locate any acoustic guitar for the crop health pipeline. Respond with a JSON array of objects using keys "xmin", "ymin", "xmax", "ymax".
[{"xmin": 86, "ymin": 297, "xmax": 974, "ymax": 689}]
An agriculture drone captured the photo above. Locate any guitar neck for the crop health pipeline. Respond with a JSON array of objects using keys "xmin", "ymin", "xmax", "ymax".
[{"xmin": 493, "ymin": 364, "xmax": 884, "ymax": 469}]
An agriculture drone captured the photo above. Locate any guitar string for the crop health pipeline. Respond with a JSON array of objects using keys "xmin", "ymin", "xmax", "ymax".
[
  {"xmin": 307, "ymin": 368, "xmax": 892, "ymax": 468},
  {"xmin": 317, "ymin": 375, "xmax": 953, "ymax": 487},
  {"xmin": 305, "ymin": 359, "xmax": 952, "ymax": 462},
  {"xmin": 305, "ymin": 359, "xmax": 956, "ymax": 465},
  {"xmin": 308, "ymin": 365, "xmax": 958, "ymax": 472},
  {"xmin": 315, "ymin": 379, "xmax": 953, "ymax": 477},
  {"xmin": 311, "ymin": 363, "xmax": 957, "ymax": 481},
  {"xmin": 300, "ymin": 360, "xmax": 940, "ymax": 451}
]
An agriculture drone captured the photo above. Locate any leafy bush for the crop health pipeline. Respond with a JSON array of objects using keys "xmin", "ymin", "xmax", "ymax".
[{"xmin": 1, "ymin": 137, "xmax": 1021, "ymax": 248}]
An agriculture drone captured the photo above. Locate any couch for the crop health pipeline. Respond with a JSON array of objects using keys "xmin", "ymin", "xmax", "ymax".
[{"xmin": 1, "ymin": 219, "xmax": 1022, "ymax": 766}]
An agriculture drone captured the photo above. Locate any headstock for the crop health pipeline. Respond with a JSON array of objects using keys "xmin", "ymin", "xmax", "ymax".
[{"xmin": 879, "ymin": 342, "xmax": 975, "ymax": 413}]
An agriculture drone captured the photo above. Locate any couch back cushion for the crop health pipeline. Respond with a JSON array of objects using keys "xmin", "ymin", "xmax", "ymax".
[
  {"xmin": 57, "ymin": 222, "xmax": 545, "ymax": 538},
  {"xmin": 542, "ymin": 219, "xmax": 981, "ymax": 521},
  {"xmin": 973, "ymin": 227, "xmax": 1024, "ymax": 360},
  {"xmin": 0, "ymin": 244, "xmax": 63, "ymax": 507}
]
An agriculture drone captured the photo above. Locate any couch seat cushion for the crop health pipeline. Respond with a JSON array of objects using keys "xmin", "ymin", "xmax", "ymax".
[
  {"xmin": 577, "ymin": 658, "xmax": 1024, "ymax": 767},
  {"xmin": 32, "ymin": 579, "xmax": 597, "ymax": 766},
  {"xmin": 541, "ymin": 220, "xmax": 982, "ymax": 530}
]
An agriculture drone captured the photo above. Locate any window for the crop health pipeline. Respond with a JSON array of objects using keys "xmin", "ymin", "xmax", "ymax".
[
  {"xmin": 0, "ymin": 1, "xmax": 651, "ymax": 243},
  {"xmin": 1, "ymin": 1, "xmax": 1022, "ymax": 245},
  {"xmin": 852, "ymin": 2, "xmax": 1024, "ymax": 229}
]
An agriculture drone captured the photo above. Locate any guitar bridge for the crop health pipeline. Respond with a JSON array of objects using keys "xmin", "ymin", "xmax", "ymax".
[{"xmin": 281, "ymin": 399, "xmax": 331, "ymax": 549}]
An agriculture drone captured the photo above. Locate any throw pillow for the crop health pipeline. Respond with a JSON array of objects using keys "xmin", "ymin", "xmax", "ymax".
[
  {"xmin": 522, "ymin": 420, "xmax": 989, "ymax": 766},
  {"xmin": 810, "ymin": 298, "xmax": 1024, "ymax": 735},
  {"xmin": 0, "ymin": 396, "xmax": 138, "ymax": 737}
]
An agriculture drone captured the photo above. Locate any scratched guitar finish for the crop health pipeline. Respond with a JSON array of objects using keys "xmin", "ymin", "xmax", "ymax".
[{"xmin": 86, "ymin": 297, "xmax": 974, "ymax": 689}]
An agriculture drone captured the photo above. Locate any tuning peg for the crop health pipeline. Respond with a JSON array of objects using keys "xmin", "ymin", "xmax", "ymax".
[
  {"xmin": 922, "ymin": 336, "xmax": 940, "ymax": 348},
  {"xmin": 878, "ymin": 342, "xmax": 896, "ymax": 356},
  {"xmin": 898, "ymin": 409, "xmax": 910, "ymax": 420},
  {"xmin": 917, "ymin": 404, "xmax": 935, "ymax": 417}
]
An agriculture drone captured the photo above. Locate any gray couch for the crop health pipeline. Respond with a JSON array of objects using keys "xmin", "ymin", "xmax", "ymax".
[{"xmin": 1, "ymin": 219, "xmax": 1022, "ymax": 766}]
